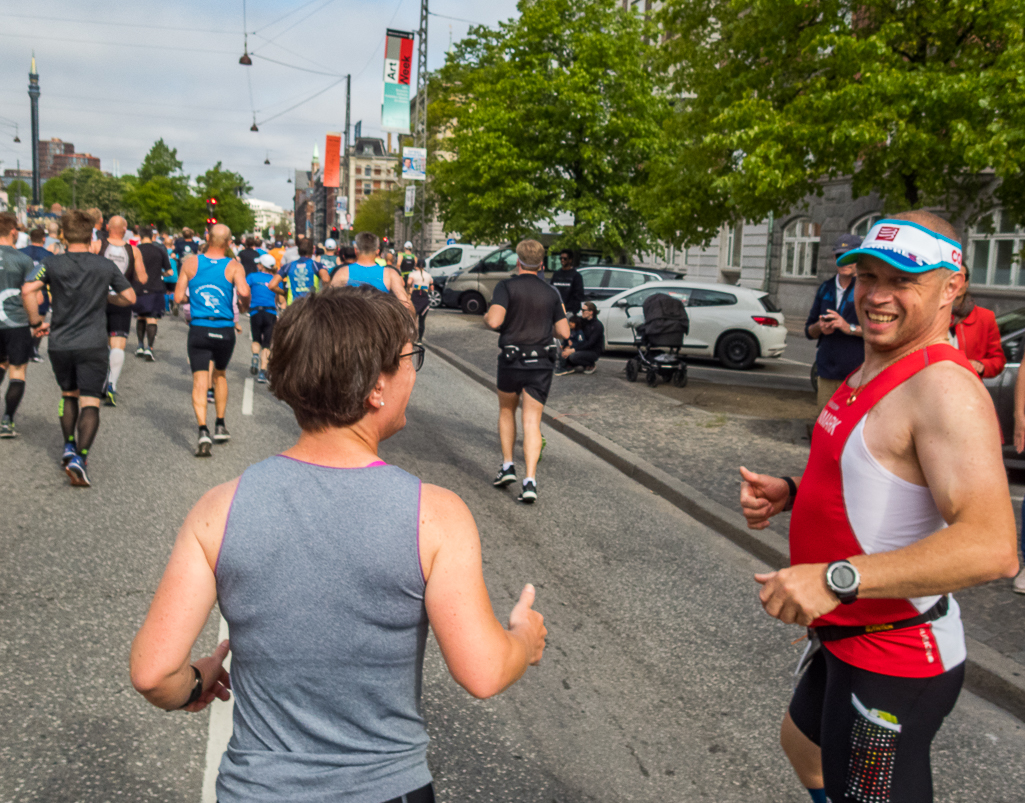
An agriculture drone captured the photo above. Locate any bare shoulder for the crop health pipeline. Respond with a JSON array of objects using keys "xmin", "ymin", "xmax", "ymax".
[
  {"xmin": 418, "ymin": 483, "xmax": 480, "ymax": 574},
  {"xmin": 185, "ymin": 478, "xmax": 241, "ymax": 558},
  {"xmin": 420, "ymin": 483, "xmax": 475, "ymax": 530},
  {"xmin": 181, "ymin": 254, "xmax": 198, "ymax": 275},
  {"xmin": 909, "ymin": 358, "xmax": 993, "ymax": 410}
]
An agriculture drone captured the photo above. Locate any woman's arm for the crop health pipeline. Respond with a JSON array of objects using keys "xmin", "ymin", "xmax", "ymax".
[
  {"xmin": 420, "ymin": 484, "xmax": 546, "ymax": 699},
  {"xmin": 130, "ymin": 479, "xmax": 237, "ymax": 711}
]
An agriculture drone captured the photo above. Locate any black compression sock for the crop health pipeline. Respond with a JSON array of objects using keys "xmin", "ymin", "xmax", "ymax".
[
  {"xmin": 199, "ymin": 425, "xmax": 209, "ymax": 436},
  {"xmin": 76, "ymin": 406, "xmax": 99, "ymax": 455},
  {"xmin": 215, "ymin": 418, "xmax": 225, "ymax": 427},
  {"xmin": 0, "ymin": 366, "xmax": 6, "ymax": 385},
  {"xmin": 136, "ymin": 318, "xmax": 146, "ymax": 346},
  {"xmin": 5, "ymin": 379, "xmax": 25, "ymax": 418},
  {"xmin": 146, "ymin": 323, "xmax": 157, "ymax": 348},
  {"xmin": 59, "ymin": 396, "xmax": 79, "ymax": 443}
]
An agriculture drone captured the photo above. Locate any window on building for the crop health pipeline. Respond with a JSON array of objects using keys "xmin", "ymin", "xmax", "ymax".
[
  {"xmin": 783, "ymin": 218, "xmax": 821, "ymax": 276},
  {"xmin": 969, "ymin": 209, "xmax": 1025, "ymax": 286},
  {"xmin": 363, "ymin": 186, "xmax": 372, "ymax": 196},
  {"xmin": 726, "ymin": 222, "xmax": 744, "ymax": 268},
  {"xmin": 374, "ymin": 167, "xmax": 382, "ymax": 176},
  {"xmin": 373, "ymin": 181, "xmax": 381, "ymax": 189},
  {"xmin": 851, "ymin": 213, "xmax": 881, "ymax": 237},
  {"xmin": 364, "ymin": 166, "xmax": 371, "ymax": 177}
]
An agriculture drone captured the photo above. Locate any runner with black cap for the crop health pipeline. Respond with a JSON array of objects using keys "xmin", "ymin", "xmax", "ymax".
[
  {"xmin": 739, "ymin": 211, "xmax": 1018, "ymax": 803},
  {"xmin": 483, "ymin": 239, "xmax": 570, "ymax": 503}
]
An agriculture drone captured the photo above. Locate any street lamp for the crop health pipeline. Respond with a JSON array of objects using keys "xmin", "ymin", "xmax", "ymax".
[
  {"xmin": 250, "ymin": 115, "xmax": 259, "ymax": 132},
  {"xmin": 13, "ymin": 123, "xmax": 20, "ymax": 143}
]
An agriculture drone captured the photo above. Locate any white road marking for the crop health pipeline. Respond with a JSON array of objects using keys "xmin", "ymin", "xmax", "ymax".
[
  {"xmin": 201, "ymin": 616, "xmax": 232, "ymax": 803},
  {"xmin": 241, "ymin": 378, "xmax": 254, "ymax": 416}
]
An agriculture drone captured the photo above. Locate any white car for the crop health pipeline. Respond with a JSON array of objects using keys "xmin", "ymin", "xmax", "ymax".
[
  {"xmin": 425, "ymin": 243, "xmax": 500, "ymax": 279},
  {"xmin": 594, "ymin": 281, "xmax": 786, "ymax": 370}
]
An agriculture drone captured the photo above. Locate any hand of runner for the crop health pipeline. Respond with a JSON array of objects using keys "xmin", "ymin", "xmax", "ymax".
[
  {"xmin": 508, "ymin": 584, "xmax": 547, "ymax": 666},
  {"xmin": 753, "ymin": 564, "xmax": 839, "ymax": 626},
  {"xmin": 32, "ymin": 321, "xmax": 50, "ymax": 337},
  {"xmin": 1016, "ymin": 413, "xmax": 1025, "ymax": 454},
  {"xmin": 739, "ymin": 466, "xmax": 789, "ymax": 529},
  {"xmin": 181, "ymin": 639, "xmax": 232, "ymax": 713}
]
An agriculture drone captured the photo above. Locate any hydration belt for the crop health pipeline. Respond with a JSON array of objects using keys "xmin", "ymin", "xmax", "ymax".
[
  {"xmin": 810, "ymin": 595, "xmax": 949, "ymax": 643},
  {"xmin": 251, "ymin": 306, "xmax": 277, "ymax": 313},
  {"xmin": 501, "ymin": 343, "xmax": 559, "ymax": 366}
]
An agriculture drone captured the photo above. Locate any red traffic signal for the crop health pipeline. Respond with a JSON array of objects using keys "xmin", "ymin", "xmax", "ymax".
[
  {"xmin": 208, "ymin": 197, "xmax": 218, "ymax": 206},
  {"xmin": 206, "ymin": 217, "xmax": 218, "ymax": 225}
]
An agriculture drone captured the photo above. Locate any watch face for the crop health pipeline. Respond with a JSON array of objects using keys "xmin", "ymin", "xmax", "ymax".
[{"xmin": 831, "ymin": 564, "xmax": 857, "ymax": 590}]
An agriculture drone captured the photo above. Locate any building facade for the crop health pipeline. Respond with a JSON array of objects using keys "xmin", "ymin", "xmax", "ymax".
[
  {"xmin": 245, "ymin": 198, "xmax": 285, "ymax": 234},
  {"xmin": 37, "ymin": 138, "xmax": 100, "ymax": 179}
]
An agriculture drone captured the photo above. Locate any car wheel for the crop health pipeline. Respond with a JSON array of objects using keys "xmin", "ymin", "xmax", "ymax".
[
  {"xmin": 625, "ymin": 358, "xmax": 639, "ymax": 382},
  {"xmin": 716, "ymin": 331, "xmax": 759, "ymax": 370},
  {"xmin": 810, "ymin": 361, "xmax": 818, "ymax": 392},
  {"xmin": 460, "ymin": 292, "xmax": 486, "ymax": 315},
  {"xmin": 428, "ymin": 288, "xmax": 442, "ymax": 309},
  {"xmin": 671, "ymin": 367, "xmax": 688, "ymax": 388},
  {"xmin": 646, "ymin": 369, "xmax": 660, "ymax": 387}
]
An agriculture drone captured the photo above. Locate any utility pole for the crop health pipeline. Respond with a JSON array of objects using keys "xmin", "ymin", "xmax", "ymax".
[
  {"xmin": 28, "ymin": 55, "xmax": 40, "ymax": 205},
  {"xmin": 413, "ymin": 0, "xmax": 428, "ymax": 260}
]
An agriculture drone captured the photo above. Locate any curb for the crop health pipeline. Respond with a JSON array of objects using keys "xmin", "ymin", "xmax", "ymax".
[{"xmin": 425, "ymin": 340, "xmax": 1025, "ymax": 723}]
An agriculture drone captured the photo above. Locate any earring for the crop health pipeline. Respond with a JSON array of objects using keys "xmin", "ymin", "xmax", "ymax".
[{"xmin": 380, "ymin": 401, "xmax": 384, "ymax": 407}]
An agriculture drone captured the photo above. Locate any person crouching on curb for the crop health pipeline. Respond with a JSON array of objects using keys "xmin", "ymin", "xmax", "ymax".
[{"xmin": 557, "ymin": 301, "xmax": 604, "ymax": 376}]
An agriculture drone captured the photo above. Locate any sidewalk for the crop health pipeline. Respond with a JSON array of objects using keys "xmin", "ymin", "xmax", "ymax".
[{"xmin": 423, "ymin": 311, "xmax": 1025, "ymax": 706}]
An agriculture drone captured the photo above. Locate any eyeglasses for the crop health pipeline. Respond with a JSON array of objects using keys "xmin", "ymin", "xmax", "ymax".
[{"xmin": 400, "ymin": 344, "xmax": 425, "ymax": 372}]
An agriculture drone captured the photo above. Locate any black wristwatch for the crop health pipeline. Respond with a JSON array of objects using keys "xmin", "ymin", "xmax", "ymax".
[
  {"xmin": 178, "ymin": 665, "xmax": 203, "ymax": 709},
  {"xmin": 781, "ymin": 476, "xmax": 798, "ymax": 512},
  {"xmin": 825, "ymin": 560, "xmax": 861, "ymax": 604}
]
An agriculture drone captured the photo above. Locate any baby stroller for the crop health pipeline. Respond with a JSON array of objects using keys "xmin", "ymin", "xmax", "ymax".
[{"xmin": 624, "ymin": 293, "xmax": 689, "ymax": 388}]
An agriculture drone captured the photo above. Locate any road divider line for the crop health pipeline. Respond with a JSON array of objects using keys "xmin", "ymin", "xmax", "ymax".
[
  {"xmin": 423, "ymin": 338, "xmax": 1025, "ymax": 725},
  {"xmin": 242, "ymin": 379, "xmax": 254, "ymax": 416},
  {"xmin": 201, "ymin": 616, "xmax": 232, "ymax": 803}
]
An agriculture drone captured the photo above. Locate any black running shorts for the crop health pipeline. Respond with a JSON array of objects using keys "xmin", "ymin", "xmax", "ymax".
[
  {"xmin": 249, "ymin": 310, "xmax": 276, "ymax": 349},
  {"xmin": 496, "ymin": 363, "xmax": 554, "ymax": 405},
  {"xmin": 132, "ymin": 293, "xmax": 164, "ymax": 319},
  {"xmin": 106, "ymin": 304, "xmax": 133, "ymax": 338},
  {"xmin": 188, "ymin": 326, "xmax": 236, "ymax": 372},
  {"xmin": 0, "ymin": 326, "xmax": 33, "ymax": 366},
  {"xmin": 789, "ymin": 647, "xmax": 964, "ymax": 803},
  {"xmin": 48, "ymin": 347, "xmax": 109, "ymax": 399}
]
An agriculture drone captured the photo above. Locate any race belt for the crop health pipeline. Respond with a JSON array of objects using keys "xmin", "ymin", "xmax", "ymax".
[
  {"xmin": 810, "ymin": 595, "xmax": 949, "ymax": 642},
  {"xmin": 501, "ymin": 343, "xmax": 558, "ymax": 366}
]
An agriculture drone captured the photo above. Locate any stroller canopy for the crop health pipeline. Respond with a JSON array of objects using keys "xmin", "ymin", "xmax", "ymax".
[{"xmin": 639, "ymin": 293, "xmax": 689, "ymax": 346}]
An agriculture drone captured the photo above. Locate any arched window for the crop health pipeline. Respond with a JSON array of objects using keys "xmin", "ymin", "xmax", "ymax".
[
  {"xmin": 969, "ymin": 210, "xmax": 1025, "ymax": 286},
  {"xmin": 851, "ymin": 214, "xmax": 881, "ymax": 237},
  {"xmin": 783, "ymin": 218, "xmax": 821, "ymax": 276}
]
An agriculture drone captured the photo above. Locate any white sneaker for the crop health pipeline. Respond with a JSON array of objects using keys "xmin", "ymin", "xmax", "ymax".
[{"xmin": 1013, "ymin": 568, "xmax": 1025, "ymax": 594}]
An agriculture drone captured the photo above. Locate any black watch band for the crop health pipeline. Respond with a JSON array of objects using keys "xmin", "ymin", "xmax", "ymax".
[
  {"xmin": 781, "ymin": 476, "xmax": 798, "ymax": 512},
  {"xmin": 179, "ymin": 665, "xmax": 203, "ymax": 709}
]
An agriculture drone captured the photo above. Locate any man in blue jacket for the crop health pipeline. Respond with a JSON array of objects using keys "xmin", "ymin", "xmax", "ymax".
[{"xmin": 806, "ymin": 233, "xmax": 864, "ymax": 410}]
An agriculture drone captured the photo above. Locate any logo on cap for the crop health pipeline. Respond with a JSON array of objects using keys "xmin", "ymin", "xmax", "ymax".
[
  {"xmin": 952, "ymin": 249, "xmax": 962, "ymax": 267},
  {"xmin": 876, "ymin": 226, "xmax": 900, "ymax": 242}
]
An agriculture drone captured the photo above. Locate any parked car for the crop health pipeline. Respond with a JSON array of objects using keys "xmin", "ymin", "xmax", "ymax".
[
  {"xmin": 982, "ymin": 307, "xmax": 1025, "ymax": 468},
  {"xmin": 577, "ymin": 266, "xmax": 684, "ymax": 301},
  {"xmin": 594, "ymin": 280, "xmax": 786, "ymax": 370},
  {"xmin": 424, "ymin": 243, "xmax": 501, "ymax": 309},
  {"xmin": 441, "ymin": 247, "xmax": 522, "ymax": 313}
]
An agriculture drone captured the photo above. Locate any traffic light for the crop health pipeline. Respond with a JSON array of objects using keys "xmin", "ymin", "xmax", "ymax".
[{"xmin": 206, "ymin": 197, "xmax": 218, "ymax": 226}]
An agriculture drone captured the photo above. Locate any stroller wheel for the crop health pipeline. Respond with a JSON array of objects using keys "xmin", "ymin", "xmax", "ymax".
[
  {"xmin": 645, "ymin": 369, "xmax": 660, "ymax": 388},
  {"xmin": 671, "ymin": 367, "xmax": 688, "ymax": 388},
  {"xmin": 625, "ymin": 358, "xmax": 640, "ymax": 382}
]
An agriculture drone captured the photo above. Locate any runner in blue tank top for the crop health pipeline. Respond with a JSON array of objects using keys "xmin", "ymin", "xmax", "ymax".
[
  {"xmin": 329, "ymin": 231, "xmax": 413, "ymax": 312},
  {"xmin": 246, "ymin": 254, "xmax": 281, "ymax": 384},
  {"xmin": 268, "ymin": 237, "xmax": 330, "ymax": 305},
  {"xmin": 174, "ymin": 224, "xmax": 250, "ymax": 457}
]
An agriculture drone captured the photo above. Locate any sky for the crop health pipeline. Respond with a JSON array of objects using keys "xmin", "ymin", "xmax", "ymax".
[{"xmin": 0, "ymin": 0, "xmax": 521, "ymax": 210}]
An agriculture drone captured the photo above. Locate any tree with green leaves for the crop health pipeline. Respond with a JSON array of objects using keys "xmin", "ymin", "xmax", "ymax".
[
  {"xmin": 431, "ymin": 0, "xmax": 669, "ymax": 258},
  {"xmin": 126, "ymin": 139, "xmax": 194, "ymax": 230},
  {"xmin": 639, "ymin": 0, "xmax": 1025, "ymax": 248},
  {"xmin": 6, "ymin": 180, "xmax": 30, "ymax": 209},
  {"xmin": 42, "ymin": 167, "xmax": 126, "ymax": 219},
  {"xmin": 193, "ymin": 162, "xmax": 255, "ymax": 234},
  {"xmin": 353, "ymin": 187, "xmax": 402, "ymax": 241}
]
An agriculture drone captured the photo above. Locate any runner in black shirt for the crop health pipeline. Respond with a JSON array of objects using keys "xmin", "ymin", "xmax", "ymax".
[
  {"xmin": 134, "ymin": 228, "xmax": 172, "ymax": 361},
  {"xmin": 484, "ymin": 239, "xmax": 569, "ymax": 504},
  {"xmin": 550, "ymin": 249, "xmax": 586, "ymax": 313},
  {"xmin": 237, "ymin": 237, "xmax": 261, "ymax": 276},
  {"xmin": 21, "ymin": 209, "xmax": 136, "ymax": 487}
]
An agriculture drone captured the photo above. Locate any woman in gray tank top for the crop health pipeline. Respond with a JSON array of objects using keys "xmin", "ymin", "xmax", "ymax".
[{"xmin": 131, "ymin": 287, "xmax": 548, "ymax": 803}]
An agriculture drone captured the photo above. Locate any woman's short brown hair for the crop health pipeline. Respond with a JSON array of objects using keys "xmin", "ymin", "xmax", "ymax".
[{"xmin": 268, "ymin": 286, "xmax": 417, "ymax": 431}]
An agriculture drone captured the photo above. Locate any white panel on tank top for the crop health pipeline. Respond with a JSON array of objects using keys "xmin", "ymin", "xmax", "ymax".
[
  {"xmin": 106, "ymin": 244, "xmax": 130, "ymax": 275},
  {"xmin": 841, "ymin": 417, "xmax": 966, "ymax": 671}
]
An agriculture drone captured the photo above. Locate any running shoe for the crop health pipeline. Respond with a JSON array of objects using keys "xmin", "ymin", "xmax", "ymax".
[
  {"xmin": 537, "ymin": 436, "xmax": 547, "ymax": 464},
  {"xmin": 0, "ymin": 416, "xmax": 15, "ymax": 438},
  {"xmin": 250, "ymin": 354, "xmax": 260, "ymax": 375},
  {"xmin": 195, "ymin": 430, "xmax": 213, "ymax": 457},
  {"xmin": 256, "ymin": 369, "xmax": 268, "ymax": 384},
  {"xmin": 207, "ymin": 389, "xmax": 215, "ymax": 404},
  {"xmin": 518, "ymin": 479, "xmax": 538, "ymax": 504},
  {"xmin": 65, "ymin": 454, "xmax": 91, "ymax": 487},
  {"xmin": 493, "ymin": 464, "xmax": 517, "ymax": 487},
  {"xmin": 583, "ymin": 365, "xmax": 597, "ymax": 375},
  {"xmin": 1014, "ymin": 568, "xmax": 1025, "ymax": 595},
  {"xmin": 31, "ymin": 350, "xmax": 43, "ymax": 363},
  {"xmin": 555, "ymin": 367, "xmax": 575, "ymax": 377},
  {"xmin": 213, "ymin": 423, "xmax": 231, "ymax": 443},
  {"xmin": 144, "ymin": 348, "xmax": 155, "ymax": 362},
  {"xmin": 135, "ymin": 345, "xmax": 146, "ymax": 358},
  {"xmin": 61, "ymin": 441, "xmax": 77, "ymax": 465},
  {"xmin": 103, "ymin": 384, "xmax": 117, "ymax": 407}
]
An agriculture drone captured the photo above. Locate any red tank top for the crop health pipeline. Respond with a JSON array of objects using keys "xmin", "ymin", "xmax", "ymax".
[{"xmin": 791, "ymin": 343, "xmax": 976, "ymax": 677}]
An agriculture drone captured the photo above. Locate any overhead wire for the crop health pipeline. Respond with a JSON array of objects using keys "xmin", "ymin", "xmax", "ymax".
[
  {"xmin": 256, "ymin": 76, "xmax": 347, "ymax": 125},
  {"xmin": 251, "ymin": 53, "xmax": 344, "ymax": 77},
  {"xmin": 250, "ymin": 0, "xmax": 326, "ymax": 36},
  {"xmin": 2, "ymin": 12, "xmax": 233, "ymax": 34},
  {"xmin": 0, "ymin": 30, "xmax": 235, "ymax": 54},
  {"xmin": 428, "ymin": 10, "xmax": 488, "ymax": 26},
  {"xmin": 253, "ymin": 0, "xmax": 340, "ymax": 48}
]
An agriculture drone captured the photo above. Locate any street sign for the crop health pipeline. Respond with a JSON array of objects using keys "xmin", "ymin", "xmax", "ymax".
[
  {"xmin": 447, "ymin": 238, "xmax": 456, "ymax": 245},
  {"xmin": 404, "ymin": 185, "xmax": 416, "ymax": 217}
]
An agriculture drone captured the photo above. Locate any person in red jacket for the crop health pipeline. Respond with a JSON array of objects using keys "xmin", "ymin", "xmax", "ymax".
[{"xmin": 950, "ymin": 266, "xmax": 1005, "ymax": 378}]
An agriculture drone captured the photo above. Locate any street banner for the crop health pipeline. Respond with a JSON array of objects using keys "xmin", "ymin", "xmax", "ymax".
[
  {"xmin": 323, "ymin": 132, "xmax": 341, "ymax": 187},
  {"xmin": 382, "ymin": 29, "xmax": 414, "ymax": 133},
  {"xmin": 402, "ymin": 147, "xmax": 427, "ymax": 181},
  {"xmin": 336, "ymin": 196, "xmax": 347, "ymax": 214},
  {"xmin": 354, "ymin": 120, "xmax": 362, "ymax": 140},
  {"xmin": 404, "ymin": 185, "xmax": 416, "ymax": 217}
]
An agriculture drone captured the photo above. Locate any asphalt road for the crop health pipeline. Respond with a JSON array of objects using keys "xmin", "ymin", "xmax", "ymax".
[{"xmin": 2, "ymin": 316, "xmax": 1024, "ymax": 802}]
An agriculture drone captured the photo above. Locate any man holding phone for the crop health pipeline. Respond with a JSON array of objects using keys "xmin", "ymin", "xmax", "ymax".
[{"xmin": 806, "ymin": 233, "xmax": 864, "ymax": 410}]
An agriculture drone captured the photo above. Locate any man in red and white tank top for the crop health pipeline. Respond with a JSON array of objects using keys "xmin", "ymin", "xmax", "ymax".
[{"xmin": 740, "ymin": 210, "xmax": 1018, "ymax": 803}]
